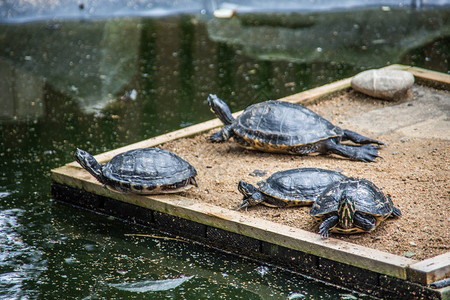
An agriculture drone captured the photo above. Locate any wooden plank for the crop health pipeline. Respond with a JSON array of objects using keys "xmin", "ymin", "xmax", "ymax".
[
  {"xmin": 384, "ymin": 64, "xmax": 450, "ymax": 88},
  {"xmin": 52, "ymin": 164, "xmax": 414, "ymax": 279},
  {"xmin": 407, "ymin": 252, "xmax": 450, "ymax": 285},
  {"xmin": 280, "ymin": 76, "xmax": 352, "ymax": 105}
]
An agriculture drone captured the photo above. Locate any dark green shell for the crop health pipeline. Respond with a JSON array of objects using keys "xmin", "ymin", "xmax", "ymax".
[
  {"xmin": 233, "ymin": 101, "xmax": 342, "ymax": 147},
  {"xmin": 310, "ymin": 178, "xmax": 394, "ymax": 219},
  {"xmin": 258, "ymin": 168, "xmax": 347, "ymax": 204},
  {"xmin": 102, "ymin": 148, "xmax": 197, "ymax": 193}
]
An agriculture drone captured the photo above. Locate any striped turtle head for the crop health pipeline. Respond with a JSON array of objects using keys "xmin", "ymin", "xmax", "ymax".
[
  {"xmin": 207, "ymin": 94, "xmax": 235, "ymax": 126},
  {"xmin": 236, "ymin": 181, "xmax": 263, "ymax": 210},
  {"xmin": 337, "ymin": 193, "xmax": 356, "ymax": 229},
  {"xmin": 74, "ymin": 148, "xmax": 104, "ymax": 184}
]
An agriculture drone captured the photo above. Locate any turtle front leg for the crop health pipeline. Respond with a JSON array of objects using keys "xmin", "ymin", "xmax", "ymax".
[
  {"xmin": 209, "ymin": 125, "xmax": 233, "ymax": 142},
  {"xmin": 342, "ymin": 129, "xmax": 386, "ymax": 146},
  {"xmin": 319, "ymin": 215, "xmax": 338, "ymax": 238},
  {"xmin": 353, "ymin": 213, "xmax": 376, "ymax": 232},
  {"xmin": 323, "ymin": 139, "xmax": 380, "ymax": 162}
]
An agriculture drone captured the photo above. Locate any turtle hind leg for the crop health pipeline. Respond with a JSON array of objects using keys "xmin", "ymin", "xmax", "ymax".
[
  {"xmin": 391, "ymin": 206, "xmax": 402, "ymax": 217},
  {"xmin": 354, "ymin": 213, "xmax": 376, "ymax": 232},
  {"xmin": 209, "ymin": 125, "xmax": 233, "ymax": 142},
  {"xmin": 319, "ymin": 215, "xmax": 338, "ymax": 238},
  {"xmin": 342, "ymin": 129, "xmax": 386, "ymax": 146},
  {"xmin": 323, "ymin": 139, "xmax": 380, "ymax": 162},
  {"xmin": 190, "ymin": 177, "xmax": 198, "ymax": 187}
]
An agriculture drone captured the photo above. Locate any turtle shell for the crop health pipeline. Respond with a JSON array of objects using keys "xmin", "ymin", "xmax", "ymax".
[
  {"xmin": 257, "ymin": 168, "xmax": 347, "ymax": 205},
  {"xmin": 102, "ymin": 148, "xmax": 197, "ymax": 193},
  {"xmin": 233, "ymin": 101, "xmax": 343, "ymax": 147},
  {"xmin": 310, "ymin": 178, "xmax": 394, "ymax": 221}
]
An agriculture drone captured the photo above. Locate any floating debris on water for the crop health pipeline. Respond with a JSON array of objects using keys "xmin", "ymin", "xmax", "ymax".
[
  {"xmin": 0, "ymin": 192, "xmax": 11, "ymax": 198},
  {"xmin": 109, "ymin": 275, "xmax": 194, "ymax": 293},
  {"xmin": 256, "ymin": 265, "xmax": 270, "ymax": 277},
  {"xmin": 288, "ymin": 292, "xmax": 306, "ymax": 299}
]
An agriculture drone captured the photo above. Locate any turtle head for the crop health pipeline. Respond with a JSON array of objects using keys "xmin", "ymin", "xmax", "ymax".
[
  {"xmin": 236, "ymin": 181, "xmax": 263, "ymax": 210},
  {"xmin": 74, "ymin": 149, "xmax": 104, "ymax": 184},
  {"xmin": 207, "ymin": 94, "xmax": 235, "ymax": 126},
  {"xmin": 337, "ymin": 192, "xmax": 356, "ymax": 229}
]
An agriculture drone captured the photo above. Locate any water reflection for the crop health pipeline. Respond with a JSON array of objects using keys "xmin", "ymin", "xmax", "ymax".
[
  {"xmin": 0, "ymin": 209, "xmax": 44, "ymax": 299},
  {"xmin": 207, "ymin": 9, "xmax": 450, "ymax": 67},
  {"xmin": 0, "ymin": 19, "xmax": 140, "ymax": 116},
  {"xmin": 1, "ymin": 12, "xmax": 448, "ymax": 124}
]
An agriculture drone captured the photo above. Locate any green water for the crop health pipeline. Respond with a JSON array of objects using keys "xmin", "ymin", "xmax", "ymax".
[{"xmin": 0, "ymin": 11, "xmax": 448, "ymax": 299}]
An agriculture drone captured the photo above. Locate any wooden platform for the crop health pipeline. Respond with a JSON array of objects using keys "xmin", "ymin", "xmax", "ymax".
[{"xmin": 51, "ymin": 65, "xmax": 450, "ymax": 299}]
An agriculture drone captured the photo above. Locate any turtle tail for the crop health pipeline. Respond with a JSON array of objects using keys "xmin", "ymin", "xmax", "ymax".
[
  {"xmin": 207, "ymin": 94, "xmax": 235, "ymax": 125},
  {"xmin": 74, "ymin": 149, "xmax": 105, "ymax": 184}
]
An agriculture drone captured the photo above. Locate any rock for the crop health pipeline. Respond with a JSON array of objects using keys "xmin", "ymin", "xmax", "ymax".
[
  {"xmin": 403, "ymin": 251, "xmax": 416, "ymax": 258},
  {"xmin": 249, "ymin": 169, "xmax": 267, "ymax": 177},
  {"xmin": 351, "ymin": 69, "xmax": 414, "ymax": 101},
  {"xmin": 213, "ymin": 8, "xmax": 236, "ymax": 18}
]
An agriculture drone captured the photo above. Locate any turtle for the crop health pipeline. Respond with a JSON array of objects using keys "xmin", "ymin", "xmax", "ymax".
[
  {"xmin": 309, "ymin": 178, "xmax": 401, "ymax": 238},
  {"xmin": 237, "ymin": 168, "xmax": 348, "ymax": 210},
  {"xmin": 74, "ymin": 148, "xmax": 198, "ymax": 194},
  {"xmin": 207, "ymin": 94, "xmax": 385, "ymax": 162}
]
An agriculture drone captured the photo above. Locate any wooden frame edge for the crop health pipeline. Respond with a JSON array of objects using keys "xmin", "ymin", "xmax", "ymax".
[
  {"xmin": 52, "ymin": 165, "xmax": 414, "ymax": 279},
  {"xmin": 407, "ymin": 252, "xmax": 450, "ymax": 285}
]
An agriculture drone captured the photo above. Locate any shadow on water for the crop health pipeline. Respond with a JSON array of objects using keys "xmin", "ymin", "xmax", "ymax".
[{"xmin": 0, "ymin": 8, "xmax": 448, "ymax": 298}]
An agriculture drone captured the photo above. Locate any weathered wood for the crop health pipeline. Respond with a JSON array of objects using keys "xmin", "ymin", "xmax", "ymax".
[
  {"xmin": 280, "ymin": 76, "xmax": 352, "ymax": 105},
  {"xmin": 407, "ymin": 253, "xmax": 450, "ymax": 285},
  {"xmin": 385, "ymin": 64, "xmax": 450, "ymax": 89}
]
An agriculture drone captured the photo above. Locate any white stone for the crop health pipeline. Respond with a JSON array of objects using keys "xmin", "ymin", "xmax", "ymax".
[
  {"xmin": 351, "ymin": 69, "xmax": 415, "ymax": 101},
  {"xmin": 213, "ymin": 8, "xmax": 236, "ymax": 18}
]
